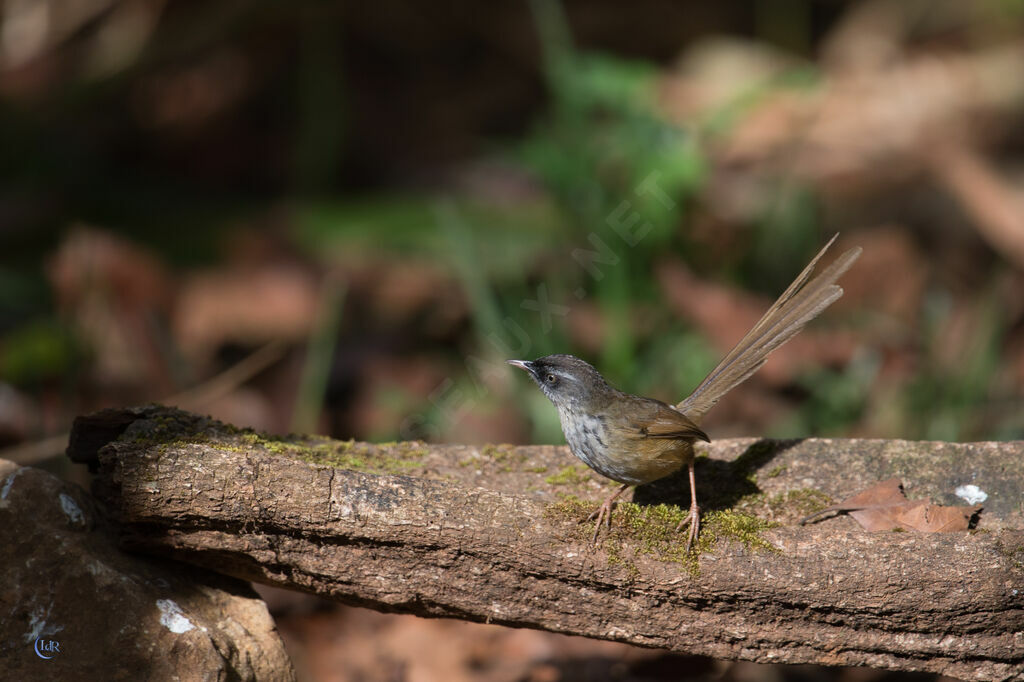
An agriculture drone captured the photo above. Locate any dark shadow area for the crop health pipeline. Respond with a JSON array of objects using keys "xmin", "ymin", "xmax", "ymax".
[
  {"xmin": 272, "ymin": 598, "xmax": 967, "ymax": 682},
  {"xmin": 546, "ymin": 654, "xmax": 960, "ymax": 682},
  {"xmin": 544, "ymin": 652, "xmax": 717, "ymax": 681},
  {"xmin": 632, "ymin": 438, "xmax": 803, "ymax": 511}
]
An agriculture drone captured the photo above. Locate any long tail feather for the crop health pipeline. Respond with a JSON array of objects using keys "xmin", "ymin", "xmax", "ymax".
[{"xmin": 677, "ymin": 235, "xmax": 861, "ymax": 421}]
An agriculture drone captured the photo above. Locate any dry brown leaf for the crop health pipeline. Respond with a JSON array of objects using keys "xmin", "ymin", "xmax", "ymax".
[
  {"xmin": 46, "ymin": 225, "xmax": 173, "ymax": 388},
  {"xmin": 658, "ymin": 38, "xmax": 1024, "ymax": 195},
  {"xmin": 801, "ymin": 478, "xmax": 981, "ymax": 532},
  {"xmin": 930, "ymin": 142, "xmax": 1024, "ymax": 272},
  {"xmin": 891, "ymin": 502, "xmax": 982, "ymax": 533},
  {"xmin": 173, "ymin": 265, "xmax": 319, "ymax": 363}
]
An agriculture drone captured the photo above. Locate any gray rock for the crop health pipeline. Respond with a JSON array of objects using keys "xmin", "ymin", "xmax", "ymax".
[{"xmin": 0, "ymin": 459, "xmax": 295, "ymax": 681}]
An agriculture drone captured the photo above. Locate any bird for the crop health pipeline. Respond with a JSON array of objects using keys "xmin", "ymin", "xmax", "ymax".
[{"xmin": 508, "ymin": 235, "xmax": 861, "ymax": 549}]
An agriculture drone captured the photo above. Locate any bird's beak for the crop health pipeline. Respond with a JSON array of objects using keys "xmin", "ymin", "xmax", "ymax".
[{"xmin": 506, "ymin": 359, "xmax": 534, "ymax": 375}]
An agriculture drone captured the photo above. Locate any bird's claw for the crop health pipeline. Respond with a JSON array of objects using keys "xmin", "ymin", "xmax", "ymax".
[
  {"xmin": 585, "ymin": 498, "xmax": 616, "ymax": 545},
  {"xmin": 675, "ymin": 504, "xmax": 701, "ymax": 552}
]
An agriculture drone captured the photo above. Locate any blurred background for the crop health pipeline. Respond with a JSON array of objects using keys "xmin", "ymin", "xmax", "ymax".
[{"xmin": 2, "ymin": 0, "xmax": 1023, "ymax": 680}]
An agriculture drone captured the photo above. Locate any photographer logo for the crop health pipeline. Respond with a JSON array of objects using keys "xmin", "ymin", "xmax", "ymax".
[{"xmin": 34, "ymin": 638, "xmax": 60, "ymax": 660}]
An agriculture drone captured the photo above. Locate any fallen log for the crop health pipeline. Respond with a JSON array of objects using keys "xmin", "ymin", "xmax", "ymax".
[{"xmin": 68, "ymin": 406, "xmax": 1024, "ymax": 681}]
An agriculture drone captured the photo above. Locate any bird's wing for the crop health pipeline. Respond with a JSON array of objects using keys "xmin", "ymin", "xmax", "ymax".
[{"xmin": 632, "ymin": 401, "xmax": 711, "ymax": 442}]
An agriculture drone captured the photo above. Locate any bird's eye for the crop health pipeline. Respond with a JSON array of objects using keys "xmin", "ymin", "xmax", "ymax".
[{"xmin": 545, "ymin": 374, "xmax": 558, "ymax": 384}]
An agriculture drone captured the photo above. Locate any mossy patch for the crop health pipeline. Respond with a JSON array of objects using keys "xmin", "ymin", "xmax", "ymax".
[
  {"xmin": 291, "ymin": 438, "xmax": 430, "ymax": 475},
  {"xmin": 544, "ymin": 464, "xmax": 591, "ymax": 487},
  {"xmin": 239, "ymin": 432, "xmax": 297, "ymax": 455},
  {"xmin": 733, "ymin": 487, "xmax": 833, "ymax": 523},
  {"xmin": 995, "ymin": 540, "xmax": 1024, "ymax": 572},
  {"xmin": 544, "ymin": 493, "xmax": 592, "ymax": 521},
  {"xmin": 544, "ymin": 495, "xmax": 779, "ymax": 577},
  {"xmin": 481, "ymin": 443, "xmax": 540, "ymax": 473},
  {"xmin": 154, "ymin": 428, "xmax": 432, "ymax": 477},
  {"xmin": 122, "ymin": 413, "xmax": 207, "ymax": 446},
  {"xmin": 481, "ymin": 443, "xmax": 514, "ymax": 462},
  {"xmin": 699, "ymin": 509, "xmax": 778, "ymax": 553},
  {"xmin": 771, "ymin": 488, "xmax": 832, "ymax": 517}
]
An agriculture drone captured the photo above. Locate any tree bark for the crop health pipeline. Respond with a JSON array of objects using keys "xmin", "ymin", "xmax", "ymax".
[{"xmin": 68, "ymin": 406, "xmax": 1024, "ymax": 682}]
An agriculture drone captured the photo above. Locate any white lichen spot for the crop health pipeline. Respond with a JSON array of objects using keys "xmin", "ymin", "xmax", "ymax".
[
  {"xmin": 954, "ymin": 484, "xmax": 987, "ymax": 505},
  {"xmin": 157, "ymin": 599, "xmax": 195, "ymax": 634},
  {"xmin": 1, "ymin": 468, "xmax": 24, "ymax": 503},
  {"xmin": 24, "ymin": 605, "xmax": 63, "ymax": 643},
  {"xmin": 58, "ymin": 493, "xmax": 85, "ymax": 525}
]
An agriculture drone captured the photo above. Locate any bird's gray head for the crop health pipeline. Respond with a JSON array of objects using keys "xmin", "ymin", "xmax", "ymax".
[{"xmin": 507, "ymin": 354, "xmax": 614, "ymax": 411}]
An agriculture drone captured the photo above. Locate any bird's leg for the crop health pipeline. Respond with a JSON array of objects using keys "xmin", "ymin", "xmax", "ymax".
[
  {"xmin": 585, "ymin": 483, "xmax": 630, "ymax": 545},
  {"xmin": 674, "ymin": 461, "xmax": 700, "ymax": 551}
]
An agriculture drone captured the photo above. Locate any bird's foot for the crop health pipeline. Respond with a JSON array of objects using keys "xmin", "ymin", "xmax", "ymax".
[
  {"xmin": 583, "ymin": 483, "xmax": 630, "ymax": 546},
  {"xmin": 585, "ymin": 497, "xmax": 616, "ymax": 545},
  {"xmin": 675, "ymin": 503, "xmax": 701, "ymax": 552}
]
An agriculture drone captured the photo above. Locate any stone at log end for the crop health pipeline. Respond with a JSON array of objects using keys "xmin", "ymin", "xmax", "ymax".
[
  {"xmin": 0, "ymin": 458, "xmax": 295, "ymax": 681},
  {"xmin": 67, "ymin": 406, "xmax": 1024, "ymax": 682}
]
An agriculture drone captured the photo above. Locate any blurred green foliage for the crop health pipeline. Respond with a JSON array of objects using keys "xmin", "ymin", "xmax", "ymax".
[
  {"xmin": 906, "ymin": 290, "xmax": 1005, "ymax": 441},
  {"xmin": 0, "ymin": 318, "xmax": 82, "ymax": 386},
  {"xmin": 519, "ymin": 0, "xmax": 705, "ymax": 388},
  {"xmin": 297, "ymin": 196, "xmax": 562, "ymax": 274},
  {"xmin": 293, "ymin": 0, "xmax": 1021, "ymax": 445},
  {"xmin": 3, "ymin": 0, "xmax": 1023, "ymax": 451},
  {"xmin": 778, "ymin": 353, "xmax": 879, "ymax": 439}
]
